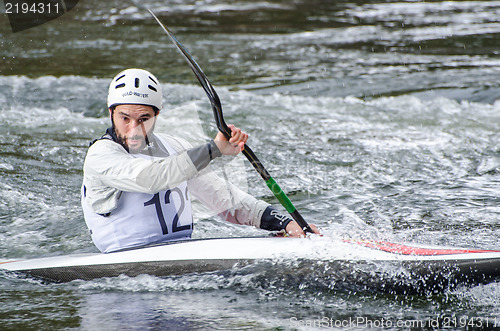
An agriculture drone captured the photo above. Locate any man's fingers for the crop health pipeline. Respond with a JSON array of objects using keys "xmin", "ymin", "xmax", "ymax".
[
  {"xmin": 285, "ymin": 221, "xmax": 321, "ymax": 237},
  {"xmin": 214, "ymin": 124, "xmax": 247, "ymax": 155},
  {"xmin": 227, "ymin": 125, "xmax": 247, "ymax": 146}
]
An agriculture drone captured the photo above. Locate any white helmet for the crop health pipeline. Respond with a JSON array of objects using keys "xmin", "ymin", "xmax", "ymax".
[{"xmin": 107, "ymin": 68, "xmax": 163, "ymax": 111}]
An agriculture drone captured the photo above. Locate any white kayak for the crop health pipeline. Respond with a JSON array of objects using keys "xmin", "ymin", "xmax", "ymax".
[{"xmin": 1, "ymin": 237, "xmax": 500, "ymax": 293}]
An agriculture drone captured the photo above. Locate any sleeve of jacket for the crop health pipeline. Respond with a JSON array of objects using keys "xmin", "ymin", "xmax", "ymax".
[
  {"xmin": 163, "ymin": 135, "xmax": 270, "ymax": 228},
  {"xmin": 85, "ymin": 139, "xmax": 199, "ymax": 193},
  {"xmin": 83, "ymin": 138, "xmax": 199, "ymax": 214},
  {"xmin": 187, "ymin": 168, "xmax": 269, "ymax": 228}
]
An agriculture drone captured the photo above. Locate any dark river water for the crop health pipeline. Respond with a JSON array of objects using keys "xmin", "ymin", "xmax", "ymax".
[{"xmin": 2, "ymin": 0, "xmax": 500, "ymax": 329}]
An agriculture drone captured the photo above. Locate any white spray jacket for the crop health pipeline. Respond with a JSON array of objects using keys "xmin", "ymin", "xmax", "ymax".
[{"xmin": 82, "ymin": 132, "xmax": 269, "ymax": 228}]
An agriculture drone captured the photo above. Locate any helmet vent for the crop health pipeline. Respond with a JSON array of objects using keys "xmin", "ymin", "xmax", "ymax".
[
  {"xmin": 115, "ymin": 83, "xmax": 125, "ymax": 89},
  {"xmin": 135, "ymin": 78, "xmax": 140, "ymax": 88},
  {"xmin": 148, "ymin": 85, "xmax": 157, "ymax": 92},
  {"xmin": 148, "ymin": 76, "xmax": 158, "ymax": 85},
  {"xmin": 115, "ymin": 74, "xmax": 125, "ymax": 81}
]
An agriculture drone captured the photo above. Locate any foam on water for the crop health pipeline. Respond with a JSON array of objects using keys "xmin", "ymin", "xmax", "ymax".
[
  {"xmin": 2, "ymin": 0, "xmax": 500, "ymax": 327},
  {"xmin": 1, "ymin": 74, "xmax": 498, "ymax": 250},
  {"xmin": 1, "ymin": 63, "xmax": 500, "ymax": 329}
]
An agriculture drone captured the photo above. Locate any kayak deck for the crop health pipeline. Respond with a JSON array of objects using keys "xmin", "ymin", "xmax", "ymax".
[{"xmin": 1, "ymin": 237, "xmax": 500, "ymax": 293}]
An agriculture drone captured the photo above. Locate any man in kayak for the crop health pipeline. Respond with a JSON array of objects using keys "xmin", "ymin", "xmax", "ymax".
[{"xmin": 82, "ymin": 68, "xmax": 319, "ymax": 253}]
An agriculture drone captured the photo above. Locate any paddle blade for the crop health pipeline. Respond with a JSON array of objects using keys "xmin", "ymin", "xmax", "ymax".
[{"xmin": 148, "ymin": 9, "xmax": 231, "ymax": 139}]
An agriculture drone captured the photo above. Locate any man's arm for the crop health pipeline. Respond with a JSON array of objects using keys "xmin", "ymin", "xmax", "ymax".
[{"xmin": 84, "ymin": 139, "xmax": 199, "ymax": 194}]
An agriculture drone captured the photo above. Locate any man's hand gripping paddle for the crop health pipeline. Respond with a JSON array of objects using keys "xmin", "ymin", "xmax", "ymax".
[{"xmin": 148, "ymin": 10, "xmax": 314, "ymax": 234}]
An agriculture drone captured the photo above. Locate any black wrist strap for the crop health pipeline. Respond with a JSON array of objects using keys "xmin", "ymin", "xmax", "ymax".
[{"xmin": 260, "ymin": 206, "xmax": 293, "ymax": 231}]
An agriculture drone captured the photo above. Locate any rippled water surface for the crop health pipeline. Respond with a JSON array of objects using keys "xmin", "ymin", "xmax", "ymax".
[{"xmin": 2, "ymin": 0, "xmax": 500, "ymax": 330}]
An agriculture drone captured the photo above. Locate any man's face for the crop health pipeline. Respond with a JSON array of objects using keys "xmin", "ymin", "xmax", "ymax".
[{"xmin": 110, "ymin": 104, "xmax": 157, "ymax": 153}]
